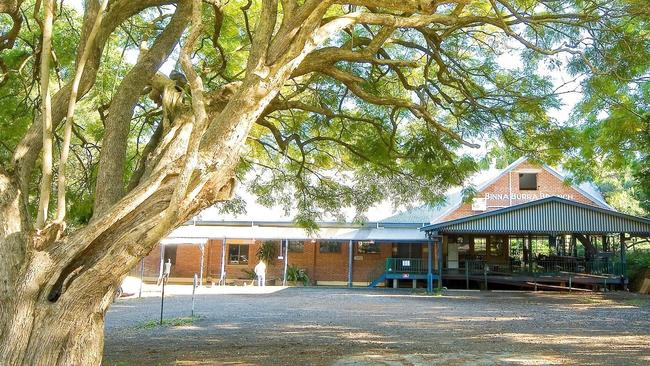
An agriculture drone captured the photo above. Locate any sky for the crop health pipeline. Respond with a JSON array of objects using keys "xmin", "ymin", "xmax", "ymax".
[{"xmin": 64, "ymin": 0, "xmax": 586, "ymax": 223}]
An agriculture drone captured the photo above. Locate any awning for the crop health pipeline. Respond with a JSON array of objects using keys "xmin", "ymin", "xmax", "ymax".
[
  {"xmin": 165, "ymin": 224, "xmax": 428, "ymax": 242},
  {"xmin": 420, "ymin": 196, "xmax": 650, "ymax": 235}
]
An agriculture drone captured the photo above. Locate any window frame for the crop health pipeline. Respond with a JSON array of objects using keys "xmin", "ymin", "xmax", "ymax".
[
  {"xmin": 519, "ymin": 173, "xmax": 538, "ymax": 191},
  {"xmin": 228, "ymin": 244, "xmax": 250, "ymax": 265},
  {"xmin": 288, "ymin": 240, "xmax": 304, "ymax": 253},
  {"xmin": 319, "ymin": 241, "xmax": 342, "ymax": 253},
  {"xmin": 473, "ymin": 237, "xmax": 487, "ymax": 255}
]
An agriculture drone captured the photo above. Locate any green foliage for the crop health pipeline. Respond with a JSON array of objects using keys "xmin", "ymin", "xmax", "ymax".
[
  {"xmin": 256, "ymin": 241, "xmax": 277, "ymax": 265},
  {"xmin": 241, "ymin": 268, "xmax": 256, "ymax": 280},
  {"xmin": 2, "ymin": 0, "xmax": 647, "ymax": 230},
  {"xmin": 626, "ymin": 250, "xmax": 650, "ymax": 279},
  {"xmin": 286, "ymin": 265, "xmax": 310, "ymax": 286}
]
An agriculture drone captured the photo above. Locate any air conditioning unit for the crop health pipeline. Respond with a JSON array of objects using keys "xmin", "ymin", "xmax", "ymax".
[{"xmin": 471, "ymin": 198, "xmax": 487, "ymax": 211}]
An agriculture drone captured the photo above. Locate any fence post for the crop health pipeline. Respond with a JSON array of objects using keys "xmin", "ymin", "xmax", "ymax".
[
  {"xmin": 465, "ymin": 263, "xmax": 469, "ymax": 290},
  {"xmin": 534, "ymin": 271, "xmax": 537, "ymax": 292}
]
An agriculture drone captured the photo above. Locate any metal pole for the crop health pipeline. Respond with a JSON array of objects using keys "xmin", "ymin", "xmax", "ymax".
[
  {"xmin": 465, "ymin": 263, "xmax": 469, "ymax": 290},
  {"xmin": 283, "ymin": 239, "xmax": 289, "ymax": 286},
  {"xmin": 199, "ymin": 243, "xmax": 205, "ymax": 287},
  {"xmin": 160, "ymin": 278, "xmax": 166, "ymax": 325},
  {"xmin": 426, "ymin": 241, "xmax": 433, "ymax": 293},
  {"xmin": 568, "ymin": 274, "xmax": 572, "ymax": 293},
  {"xmin": 139, "ymin": 258, "xmax": 144, "ymax": 298},
  {"xmin": 348, "ymin": 240, "xmax": 353, "ymax": 288}
]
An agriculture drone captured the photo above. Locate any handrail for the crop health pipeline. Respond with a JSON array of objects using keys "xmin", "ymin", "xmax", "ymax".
[
  {"xmin": 464, "ymin": 258, "xmax": 623, "ymax": 276},
  {"xmin": 385, "ymin": 258, "xmax": 428, "ymax": 274}
]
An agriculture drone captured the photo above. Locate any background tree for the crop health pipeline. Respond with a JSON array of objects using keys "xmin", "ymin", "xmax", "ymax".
[{"xmin": 0, "ymin": 1, "xmax": 643, "ymax": 364}]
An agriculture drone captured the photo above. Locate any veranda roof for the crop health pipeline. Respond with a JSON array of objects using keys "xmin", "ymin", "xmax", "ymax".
[{"xmin": 166, "ymin": 223, "xmax": 428, "ymax": 242}]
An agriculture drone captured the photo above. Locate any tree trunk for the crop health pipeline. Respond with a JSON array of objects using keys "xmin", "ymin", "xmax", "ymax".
[
  {"xmin": 1, "ymin": 283, "xmax": 111, "ymax": 366},
  {"xmin": 0, "ymin": 3, "xmax": 352, "ymax": 363}
]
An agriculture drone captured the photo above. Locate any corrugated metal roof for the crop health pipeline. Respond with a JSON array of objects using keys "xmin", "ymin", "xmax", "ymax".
[{"xmin": 420, "ymin": 196, "xmax": 650, "ymax": 235}]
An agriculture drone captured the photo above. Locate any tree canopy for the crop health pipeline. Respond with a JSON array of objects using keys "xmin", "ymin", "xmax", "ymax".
[{"xmin": 0, "ymin": 1, "xmax": 648, "ymax": 363}]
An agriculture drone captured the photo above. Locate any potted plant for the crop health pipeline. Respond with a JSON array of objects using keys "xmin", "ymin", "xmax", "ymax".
[{"xmin": 286, "ymin": 265, "xmax": 310, "ymax": 286}]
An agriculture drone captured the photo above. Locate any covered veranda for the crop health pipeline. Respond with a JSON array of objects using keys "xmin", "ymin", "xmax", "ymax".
[{"xmin": 421, "ymin": 196, "xmax": 650, "ymax": 290}]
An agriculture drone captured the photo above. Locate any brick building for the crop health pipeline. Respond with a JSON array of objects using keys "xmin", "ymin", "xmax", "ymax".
[{"xmin": 136, "ymin": 158, "xmax": 650, "ymax": 290}]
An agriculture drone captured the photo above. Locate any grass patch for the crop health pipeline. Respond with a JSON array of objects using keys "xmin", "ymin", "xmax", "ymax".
[
  {"xmin": 624, "ymin": 298, "xmax": 649, "ymax": 307},
  {"xmin": 135, "ymin": 316, "xmax": 200, "ymax": 330}
]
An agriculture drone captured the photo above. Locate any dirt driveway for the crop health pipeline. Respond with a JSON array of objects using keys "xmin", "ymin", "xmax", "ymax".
[{"xmin": 103, "ymin": 287, "xmax": 650, "ymax": 366}]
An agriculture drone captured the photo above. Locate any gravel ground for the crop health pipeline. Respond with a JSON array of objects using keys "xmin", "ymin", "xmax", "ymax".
[{"xmin": 103, "ymin": 287, "xmax": 650, "ymax": 366}]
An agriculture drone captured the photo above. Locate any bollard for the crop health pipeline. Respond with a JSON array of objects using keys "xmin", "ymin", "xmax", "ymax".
[
  {"xmin": 160, "ymin": 259, "xmax": 171, "ymax": 325},
  {"xmin": 160, "ymin": 278, "xmax": 166, "ymax": 325},
  {"xmin": 568, "ymin": 274, "xmax": 572, "ymax": 293}
]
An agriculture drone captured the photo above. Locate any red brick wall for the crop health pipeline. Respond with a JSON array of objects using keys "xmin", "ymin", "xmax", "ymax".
[
  {"xmin": 138, "ymin": 240, "xmax": 441, "ymax": 284},
  {"xmin": 441, "ymin": 161, "xmax": 599, "ymax": 221},
  {"xmin": 351, "ymin": 243, "xmax": 392, "ymax": 282}
]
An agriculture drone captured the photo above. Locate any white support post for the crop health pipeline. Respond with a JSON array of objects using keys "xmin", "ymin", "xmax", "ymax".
[
  {"xmin": 159, "ymin": 243, "xmax": 165, "ymax": 280},
  {"xmin": 348, "ymin": 240, "xmax": 353, "ymax": 288},
  {"xmin": 199, "ymin": 243, "xmax": 205, "ymax": 287},
  {"xmin": 220, "ymin": 238, "xmax": 226, "ymax": 285}
]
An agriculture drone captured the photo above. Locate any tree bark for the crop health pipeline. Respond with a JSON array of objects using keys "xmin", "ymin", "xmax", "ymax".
[
  {"xmin": 93, "ymin": 1, "xmax": 192, "ymax": 216},
  {"xmin": 0, "ymin": 3, "xmax": 357, "ymax": 364}
]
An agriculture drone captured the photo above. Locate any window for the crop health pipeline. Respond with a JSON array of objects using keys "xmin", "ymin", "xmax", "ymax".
[
  {"xmin": 489, "ymin": 236, "xmax": 504, "ymax": 256},
  {"xmin": 358, "ymin": 241, "xmax": 380, "ymax": 254},
  {"xmin": 319, "ymin": 241, "xmax": 342, "ymax": 253},
  {"xmin": 288, "ymin": 240, "xmax": 304, "ymax": 253},
  {"xmin": 519, "ymin": 173, "xmax": 538, "ymax": 190},
  {"xmin": 509, "ymin": 237, "xmax": 525, "ymax": 258},
  {"xmin": 228, "ymin": 244, "xmax": 249, "ymax": 264},
  {"xmin": 473, "ymin": 237, "xmax": 486, "ymax": 255}
]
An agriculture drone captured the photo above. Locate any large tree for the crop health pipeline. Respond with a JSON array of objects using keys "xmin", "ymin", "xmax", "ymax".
[{"xmin": 0, "ymin": 0, "xmax": 640, "ymax": 364}]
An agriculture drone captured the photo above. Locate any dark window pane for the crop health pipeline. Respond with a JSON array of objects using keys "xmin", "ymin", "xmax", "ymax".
[
  {"xmin": 288, "ymin": 240, "xmax": 304, "ymax": 253},
  {"xmin": 519, "ymin": 173, "xmax": 537, "ymax": 190},
  {"xmin": 319, "ymin": 241, "xmax": 342, "ymax": 253},
  {"xmin": 228, "ymin": 244, "xmax": 249, "ymax": 264}
]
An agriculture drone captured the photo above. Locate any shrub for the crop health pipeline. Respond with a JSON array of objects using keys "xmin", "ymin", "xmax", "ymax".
[
  {"xmin": 286, "ymin": 265, "xmax": 310, "ymax": 286},
  {"xmin": 626, "ymin": 250, "xmax": 650, "ymax": 280}
]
